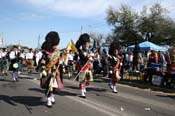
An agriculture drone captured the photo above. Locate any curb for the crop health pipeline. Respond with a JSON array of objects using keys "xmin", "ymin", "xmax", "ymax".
[
  {"xmin": 119, "ymin": 81, "xmax": 175, "ymax": 94},
  {"xmin": 97, "ymin": 76, "xmax": 175, "ymax": 94}
]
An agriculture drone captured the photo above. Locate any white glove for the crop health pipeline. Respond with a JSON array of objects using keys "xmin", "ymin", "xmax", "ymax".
[
  {"xmin": 89, "ymin": 57, "xmax": 93, "ymax": 61},
  {"xmin": 109, "ymin": 70, "xmax": 113, "ymax": 74},
  {"xmin": 59, "ymin": 60, "xmax": 63, "ymax": 64},
  {"xmin": 120, "ymin": 63, "xmax": 123, "ymax": 66},
  {"xmin": 42, "ymin": 70, "xmax": 47, "ymax": 76}
]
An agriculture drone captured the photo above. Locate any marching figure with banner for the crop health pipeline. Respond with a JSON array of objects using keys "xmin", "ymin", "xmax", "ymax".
[
  {"xmin": 39, "ymin": 31, "xmax": 63, "ymax": 107},
  {"xmin": 74, "ymin": 33, "xmax": 94, "ymax": 98},
  {"xmin": 108, "ymin": 40, "xmax": 122, "ymax": 93}
]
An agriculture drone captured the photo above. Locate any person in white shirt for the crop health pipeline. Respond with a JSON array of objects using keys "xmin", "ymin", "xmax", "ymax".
[
  {"xmin": 26, "ymin": 48, "xmax": 34, "ymax": 74},
  {"xmin": 35, "ymin": 50, "xmax": 42, "ymax": 66},
  {"xmin": 19, "ymin": 50, "xmax": 26, "ymax": 68},
  {"xmin": 66, "ymin": 50, "xmax": 75, "ymax": 78}
]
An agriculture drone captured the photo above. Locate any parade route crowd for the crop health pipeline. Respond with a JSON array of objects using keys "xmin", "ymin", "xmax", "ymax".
[{"xmin": 0, "ymin": 31, "xmax": 175, "ymax": 107}]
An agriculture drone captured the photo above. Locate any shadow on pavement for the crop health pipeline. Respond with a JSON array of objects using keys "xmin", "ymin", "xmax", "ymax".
[
  {"xmin": 87, "ymin": 87, "xmax": 107, "ymax": 92},
  {"xmin": 93, "ymin": 75, "xmax": 109, "ymax": 83},
  {"xmin": 65, "ymin": 85, "xmax": 107, "ymax": 92},
  {"xmin": 65, "ymin": 85, "xmax": 79, "ymax": 90},
  {"xmin": 28, "ymin": 88, "xmax": 45, "ymax": 93},
  {"xmin": 156, "ymin": 94, "xmax": 175, "ymax": 99},
  {"xmin": 58, "ymin": 90, "xmax": 77, "ymax": 96},
  {"xmin": 0, "ymin": 95, "xmax": 44, "ymax": 107},
  {"xmin": 29, "ymin": 87, "xmax": 78, "ymax": 97},
  {"xmin": 0, "ymin": 78, "xmax": 14, "ymax": 83},
  {"xmin": 19, "ymin": 75, "xmax": 38, "ymax": 80}
]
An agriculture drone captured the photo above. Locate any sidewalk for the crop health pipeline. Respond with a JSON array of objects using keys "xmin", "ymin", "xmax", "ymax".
[
  {"xmin": 95, "ymin": 74, "xmax": 175, "ymax": 94},
  {"xmin": 119, "ymin": 80, "xmax": 175, "ymax": 94}
]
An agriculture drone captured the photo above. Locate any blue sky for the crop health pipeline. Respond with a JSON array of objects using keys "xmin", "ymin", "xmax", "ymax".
[{"xmin": 0, "ymin": 0, "xmax": 175, "ymax": 49}]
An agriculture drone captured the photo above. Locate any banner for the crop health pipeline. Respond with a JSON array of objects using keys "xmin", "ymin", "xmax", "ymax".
[
  {"xmin": 66, "ymin": 40, "xmax": 77, "ymax": 53},
  {"xmin": 63, "ymin": 40, "xmax": 77, "ymax": 64},
  {"xmin": 80, "ymin": 62, "xmax": 91, "ymax": 73}
]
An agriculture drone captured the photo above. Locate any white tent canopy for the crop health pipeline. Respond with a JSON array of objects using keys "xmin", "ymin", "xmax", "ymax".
[{"xmin": 127, "ymin": 41, "xmax": 168, "ymax": 51}]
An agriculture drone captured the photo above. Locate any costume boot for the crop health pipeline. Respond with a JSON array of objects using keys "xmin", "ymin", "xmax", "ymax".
[
  {"xmin": 113, "ymin": 85, "xmax": 118, "ymax": 93},
  {"xmin": 83, "ymin": 86, "xmax": 86, "ymax": 93},
  {"xmin": 79, "ymin": 83, "xmax": 86, "ymax": 98},
  {"xmin": 108, "ymin": 82, "xmax": 113, "ymax": 90},
  {"xmin": 50, "ymin": 93, "xmax": 55, "ymax": 104},
  {"xmin": 47, "ymin": 96, "xmax": 52, "ymax": 107}
]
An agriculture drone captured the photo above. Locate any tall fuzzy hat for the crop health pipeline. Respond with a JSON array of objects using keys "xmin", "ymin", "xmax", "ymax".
[
  {"xmin": 45, "ymin": 31, "xmax": 60, "ymax": 46},
  {"xmin": 109, "ymin": 40, "xmax": 121, "ymax": 56},
  {"xmin": 41, "ymin": 31, "xmax": 60, "ymax": 51},
  {"xmin": 76, "ymin": 33, "xmax": 90, "ymax": 49}
]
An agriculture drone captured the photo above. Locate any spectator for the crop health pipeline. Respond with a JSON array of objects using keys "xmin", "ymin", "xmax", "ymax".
[
  {"xmin": 101, "ymin": 48, "xmax": 108, "ymax": 76},
  {"xmin": 26, "ymin": 48, "xmax": 34, "ymax": 74},
  {"xmin": 147, "ymin": 50, "xmax": 159, "ymax": 67}
]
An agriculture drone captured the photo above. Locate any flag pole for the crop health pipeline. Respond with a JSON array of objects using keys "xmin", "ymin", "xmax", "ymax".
[
  {"xmin": 73, "ymin": 70, "xmax": 81, "ymax": 81},
  {"xmin": 73, "ymin": 59, "xmax": 90, "ymax": 81}
]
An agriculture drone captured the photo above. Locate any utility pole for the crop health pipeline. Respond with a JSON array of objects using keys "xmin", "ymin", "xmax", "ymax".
[
  {"xmin": 0, "ymin": 32, "xmax": 4, "ymax": 47},
  {"xmin": 80, "ymin": 25, "xmax": 83, "ymax": 34},
  {"xmin": 37, "ymin": 35, "xmax": 40, "ymax": 49},
  {"xmin": 18, "ymin": 40, "xmax": 21, "ymax": 50},
  {"xmin": 18, "ymin": 40, "xmax": 20, "ymax": 46}
]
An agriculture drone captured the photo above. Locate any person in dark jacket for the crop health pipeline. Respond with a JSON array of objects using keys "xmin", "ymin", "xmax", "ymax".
[
  {"xmin": 108, "ymin": 40, "xmax": 122, "ymax": 93},
  {"xmin": 39, "ymin": 31, "xmax": 63, "ymax": 107},
  {"xmin": 75, "ymin": 33, "xmax": 94, "ymax": 98}
]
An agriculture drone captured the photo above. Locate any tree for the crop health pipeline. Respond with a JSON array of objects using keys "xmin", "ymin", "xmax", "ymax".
[
  {"xmin": 139, "ymin": 4, "xmax": 167, "ymax": 43},
  {"xmin": 106, "ymin": 5, "xmax": 141, "ymax": 46},
  {"xmin": 90, "ymin": 33, "xmax": 104, "ymax": 48},
  {"xmin": 106, "ymin": 3, "xmax": 175, "ymax": 46}
]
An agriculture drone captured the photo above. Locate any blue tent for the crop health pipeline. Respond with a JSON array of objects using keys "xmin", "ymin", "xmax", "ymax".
[{"xmin": 127, "ymin": 41, "xmax": 168, "ymax": 51}]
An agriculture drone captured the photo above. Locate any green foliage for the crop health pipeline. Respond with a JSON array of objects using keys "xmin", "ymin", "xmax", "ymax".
[{"xmin": 106, "ymin": 3, "xmax": 175, "ymax": 46}]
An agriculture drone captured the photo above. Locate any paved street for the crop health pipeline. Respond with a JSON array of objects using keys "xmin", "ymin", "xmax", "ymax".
[{"xmin": 0, "ymin": 73, "xmax": 175, "ymax": 116}]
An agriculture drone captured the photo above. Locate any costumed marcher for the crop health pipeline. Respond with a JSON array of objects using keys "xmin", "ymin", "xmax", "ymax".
[
  {"xmin": 108, "ymin": 41, "xmax": 122, "ymax": 93},
  {"xmin": 39, "ymin": 31, "xmax": 63, "ymax": 107},
  {"xmin": 9, "ymin": 46, "xmax": 20, "ymax": 82},
  {"xmin": 75, "ymin": 33, "xmax": 94, "ymax": 98}
]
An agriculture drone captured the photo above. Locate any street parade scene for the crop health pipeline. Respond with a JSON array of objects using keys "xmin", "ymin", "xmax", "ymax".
[{"xmin": 0, "ymin": 1, "xmax": 175, "ymax": 116}]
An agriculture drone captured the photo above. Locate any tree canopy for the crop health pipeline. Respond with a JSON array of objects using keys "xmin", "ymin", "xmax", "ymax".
[{"xmin": 106, "ymin": 3, "xmax": 175, "ymax": 47}]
